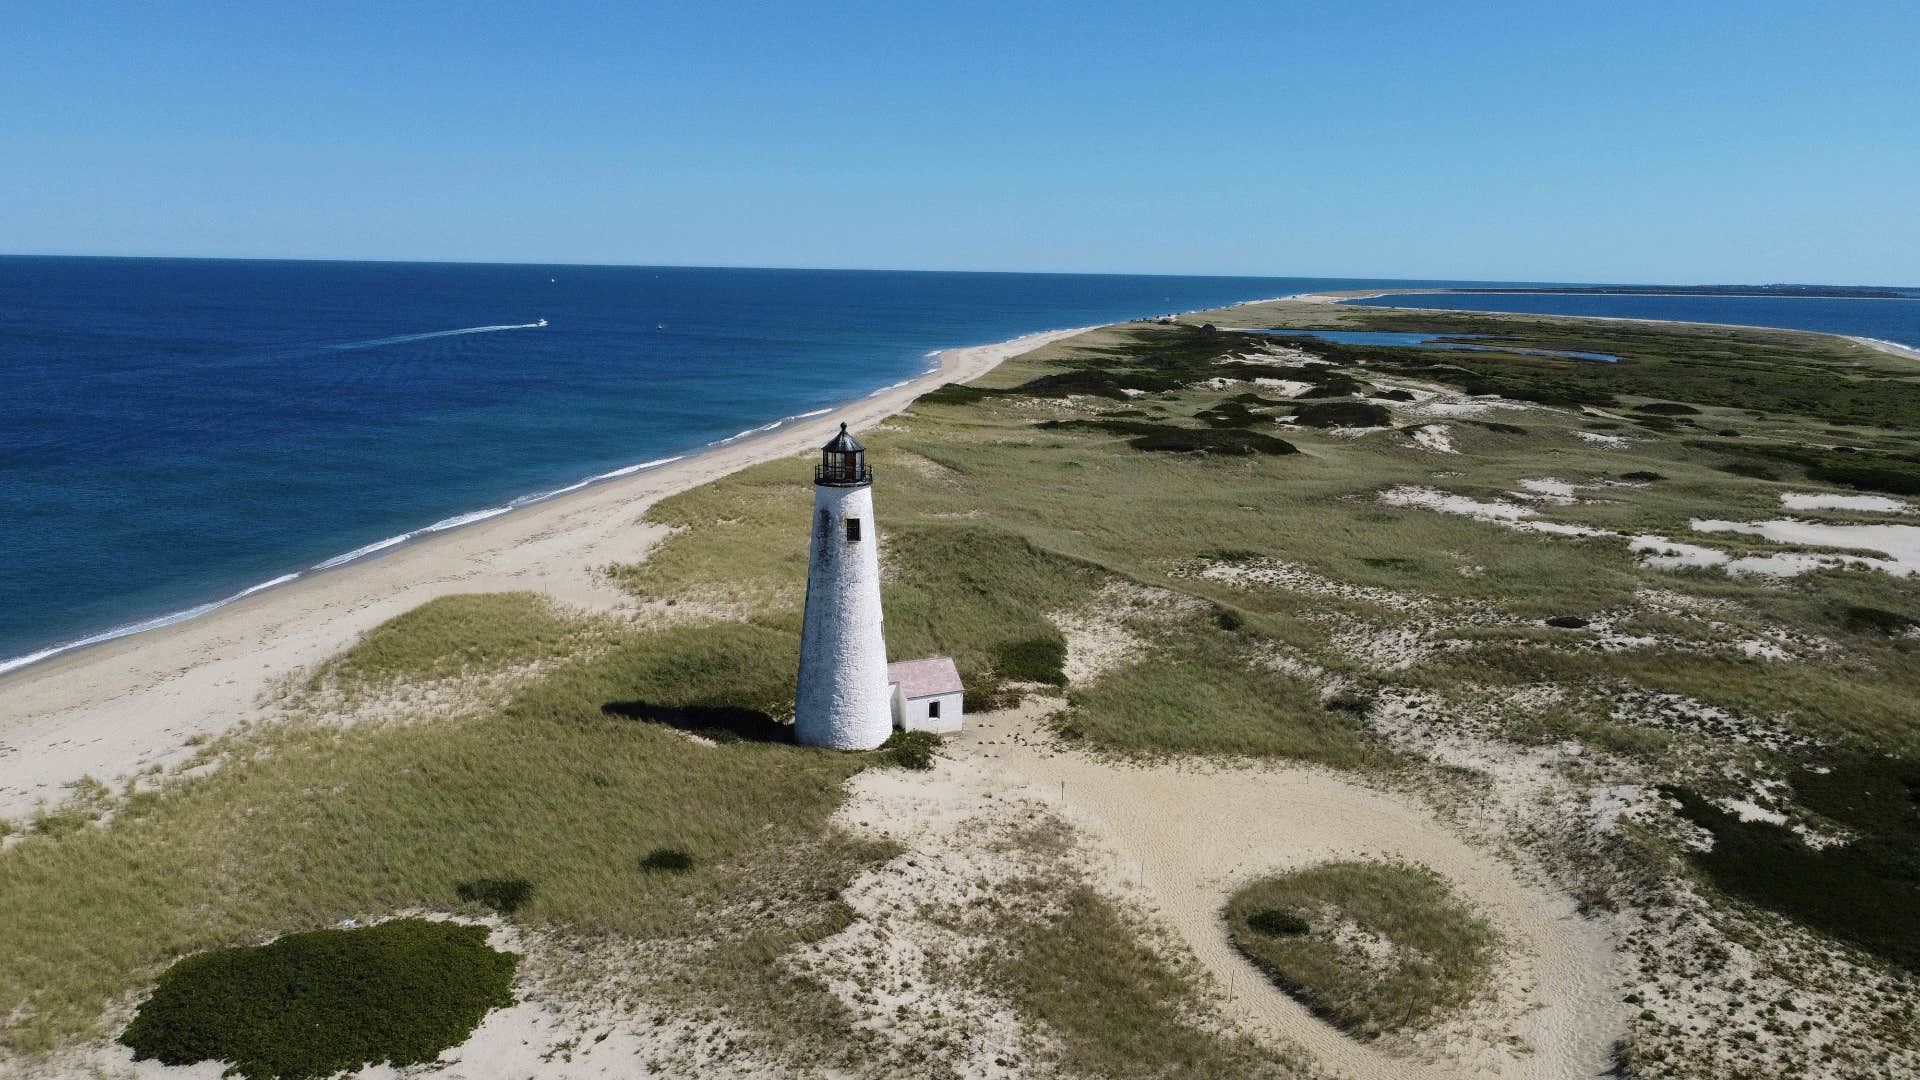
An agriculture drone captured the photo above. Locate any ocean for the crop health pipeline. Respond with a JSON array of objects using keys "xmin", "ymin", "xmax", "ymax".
[
  {"xmin": 1, "ymin": 257, "xmax": 1472, "ymax": 673},
  {"xmin": 1344, "ymin": 291, "xmax": 1920, "ymax": 349}
]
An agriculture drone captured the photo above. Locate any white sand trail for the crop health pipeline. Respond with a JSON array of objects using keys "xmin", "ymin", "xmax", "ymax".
[{"xmin": 959, "ymin": 704, "xmax": 1624, "ymax": 1080}]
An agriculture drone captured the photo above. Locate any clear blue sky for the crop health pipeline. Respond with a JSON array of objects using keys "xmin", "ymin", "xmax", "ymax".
[{"xmin": 4, "ymin": 1, "xmax": 1915, "ymax": 283}]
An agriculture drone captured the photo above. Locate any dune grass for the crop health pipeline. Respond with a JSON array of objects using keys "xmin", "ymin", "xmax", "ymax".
[
  {"xmin": 999, "ymin": 885, "xmax": 1303, "ymax": 1078},
  {"xmin": 0, "ymin": 616, "xmax": 877, "ymax": 1053},
  {"xmin": 314, "ymin": 591, "xmax": 593, "ymax": 691},
  {"xmin": 602, "ymin": 311, "xmax": 1920, "ymax": 762},
  {"xmin": 1061, "ymin": 630, "xmax": 1378, "ymax": 766},
  {"xmin": 1225, "ymin": 861, "xmax": 1501, "ymax": 1038}
]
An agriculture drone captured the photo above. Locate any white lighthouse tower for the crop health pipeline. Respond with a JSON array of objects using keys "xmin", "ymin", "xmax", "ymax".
[{"xmin": 794, "ymin": 423, "xmax": 894, "ymax": 750}]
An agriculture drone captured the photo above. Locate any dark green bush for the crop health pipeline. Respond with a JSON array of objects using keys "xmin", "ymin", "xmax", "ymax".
[
  {"xmin": 995, "ymin": 636, "xmax": 1068, "ymax": 685},
  {"xmin": 966, "ymin": 677, "xmax": 1027, "ymax": 712},
  {"xmin": 1717, "ymin": 460, "xmax": 1781, "ymax": 481},
  {"xmin": 1127, "ymin": 428, "xmax": 1298, "ymax": 455},
  {"xmin": 1291, "ymin": 402, "xmax": 1391, "ymax": 429},
  {"xmin": 1017, "ymin": 369, "xmax": 1167, "ymax": 399},
  {"xmin": 120, "ymin": 920, "xmax": 516, "ymax": 1080},
  {"xmin": 639, "ymin": 848, "xmax": 695, "ymax": 873},
  {"xmin": 1843, "ymin": 606, "xmax": 1917, "ymax": 636},
  {"xmin": 1323, "ymin": 689, "xmax": 1375, "ymax": 716},
  {"xmin": 916, "ymin": 383, "xmax": 1002, "ymax": 407},
  {"xmin": 1621, "ymin": 471, "xmax": 1665, "ymax": 482},
  {"xmin": 1247, "ymin": 909, "xmax": 1310, "ymax": 936},
  {"xmin": 1295, "ymin": 376, "xmax": 1367, "ymax": 399},
  {"xmin": 1665, "ymin": 757, "xmax": 1920, "ymax": 971},
  {"xmin": 1195, "ymin": 401, "xmax": 1262, "ymax": 428},
  {"xmin": 1545, "ymin": 616, "xmax": 1590, "ymax": 629},
  {"xmin": 881, "ymin": 730, "xmax": 941, "ymax": 770},
  {"xmin": 455, "ymin": 877, "xmax": 534, "ymax": 916}
]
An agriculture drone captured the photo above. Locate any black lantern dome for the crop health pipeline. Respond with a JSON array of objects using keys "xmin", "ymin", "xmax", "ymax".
[{"xmin": 816, "ymin": 423, "xmax": 872, "ymax": 487}]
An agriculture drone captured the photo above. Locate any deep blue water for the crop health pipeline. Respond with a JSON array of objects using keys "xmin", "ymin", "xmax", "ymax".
[
  {"xmin": 1345, "ymin": 292, "xmax": 1920, "ymax": 348},
  {"xmin": 2, "ymin": 257, "xmax": 1489, "ymax": 672},
  {"xmin": 1254, "ymin": 329, "xmax": 1618, "ymax": 362}
]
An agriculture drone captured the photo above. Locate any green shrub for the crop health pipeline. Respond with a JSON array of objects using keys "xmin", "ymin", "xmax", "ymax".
[
  {"xmin": 995, "ymin": 635, "xmax": 1069, "ymax": 685},
  {"xmin": 1126, "ymin": 428, "xmax": 1298, "ymax": 455},
  {"xmin": 915, "ymin": 382, "xmax": 1002, "ymax": 407},
  {"xmin": 1717, "ymin": 460, "xmax": 1781, "ymax": 481},
  {"xmin": 1195, "ymin": 401, "xmax": 1263, "ymax": 428},
  {"xmin": 639, "ymin": 848, "xmax": 695, "ymax": 873},
  {"xmin": 880, "ymin": 730, "xmax": 941, "ymax": 770},
  {"xmin": 120, "ymin": 919, "xmax": 516, "ymax": 1080},
  {"xmin": 454, "ymin": 878, "xmax": 534, "ymax": 916},
  {"xmin": 1290, "ymin": 402, "xmax": 1391, "ymax": 429},
  {"xmin": 1665, "ymin": 759, "xmax": 1920, "ymax": 971},
  {"xmin": 1843, "ymin": 606, "xmax": 1917, "ymax": 636},
  {"xmin": 1246, "ymin": 909, "xmax": 1309, "ymax": 936}
]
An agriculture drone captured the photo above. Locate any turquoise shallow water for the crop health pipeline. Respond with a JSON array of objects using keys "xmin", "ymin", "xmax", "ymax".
[
  {"xmin": 1, "ymin": 258, "xmax": 1488, "ymax": 672},
  {"xmin": 1253, "ymin": 329, "xmax": 1619, "ymax": 362}
]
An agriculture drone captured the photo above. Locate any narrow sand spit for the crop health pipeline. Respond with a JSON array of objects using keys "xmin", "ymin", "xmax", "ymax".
[
  {"xmin": 1282, "ymin": 293, "xmax": 1920, "ymax": 365},
  {"xmin": 957, "ymin": 703, "xmax": 1625, "ymax": 1080},
  {"xmin": 0, "ymin": 327, "xmax": 1094, "ymax": 819}
]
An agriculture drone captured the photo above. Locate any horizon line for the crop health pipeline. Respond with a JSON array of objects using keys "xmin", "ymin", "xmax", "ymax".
[{"xmin": 8, "ymin": 251, "xmax": 1915, "ymax": 291}]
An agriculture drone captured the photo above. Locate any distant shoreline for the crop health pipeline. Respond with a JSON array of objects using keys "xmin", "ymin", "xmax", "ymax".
[{"xmin": 1283, "ymin": 290, "xmax": 1920, "ymax": 359}]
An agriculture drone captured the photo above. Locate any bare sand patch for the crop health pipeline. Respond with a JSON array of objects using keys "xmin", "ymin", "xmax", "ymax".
[
  {"xmin": 959, "ymin": 702, "xmax": 1626, "ymax": 1080},
  {"xmin": 1780, "ymin": 491, "xmax": 1911, "ymax": 513}
]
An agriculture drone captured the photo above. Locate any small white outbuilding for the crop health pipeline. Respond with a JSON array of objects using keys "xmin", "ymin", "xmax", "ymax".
[{"xmin": 887, "ymin": 656, "xmax": 964, "ymax": 734}]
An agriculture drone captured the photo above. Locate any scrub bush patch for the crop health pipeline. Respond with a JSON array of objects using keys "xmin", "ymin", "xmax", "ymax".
[{"xmin": 120, "ymin": 919, "xmax": 516, "ymax": 1080}]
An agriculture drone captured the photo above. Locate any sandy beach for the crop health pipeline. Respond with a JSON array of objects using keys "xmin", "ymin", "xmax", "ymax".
[{"xmin": 0, "ymin": 325, "xmax": 1091, "ymax": 820}]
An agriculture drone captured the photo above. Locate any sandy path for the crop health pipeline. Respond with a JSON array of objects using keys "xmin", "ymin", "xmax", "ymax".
[
  {"xmin": 959, "ymin": 705, "xmax": 1624, "ymax": 1080},
  {"xmin": 0, "ymin": 326, "xmax": 1092, "ymax": 819}
]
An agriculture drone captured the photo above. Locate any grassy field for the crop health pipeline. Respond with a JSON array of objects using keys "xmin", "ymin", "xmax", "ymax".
[
  {"xmin": 5, "ymin": 298, "xmax": 1920, "ymax": 1075},
  {"xmin": 1225, "ymin": 860, "xmax": 1500, "ymax": 1038}
]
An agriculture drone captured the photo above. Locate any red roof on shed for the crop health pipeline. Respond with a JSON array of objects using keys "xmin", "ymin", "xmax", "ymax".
[{"xmin": 887, "ymin": 656, "xmax": 963, "ymax": 699}]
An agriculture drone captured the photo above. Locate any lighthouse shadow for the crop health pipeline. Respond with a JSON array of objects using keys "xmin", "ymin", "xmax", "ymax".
[{"xmin": 601, "ymin": 699, "xmax": 793, "ymax": 744}]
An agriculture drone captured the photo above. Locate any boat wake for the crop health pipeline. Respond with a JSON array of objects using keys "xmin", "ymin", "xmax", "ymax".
[{"xmin": 326, "ymin": 320, "xmax": 547, "ymax": 352}]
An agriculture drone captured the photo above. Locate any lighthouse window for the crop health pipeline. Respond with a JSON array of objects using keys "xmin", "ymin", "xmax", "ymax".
[
  {"xmin": 845, "ymin": 518, "xmax": 862, "ymax": 542},
  {"xmin": 927, "ymin": 700, "xmax": 941, "ymax": 719}
]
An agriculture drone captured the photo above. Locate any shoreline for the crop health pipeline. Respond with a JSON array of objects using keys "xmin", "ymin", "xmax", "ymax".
[
  {"xmin": 1284, "ymin": 291, "xmax": 1920, "ymax": 359},
  {"xmin": 0, "ymin": 323, "xmax": 1091, "ymax": 817},
  {"xmin": 0, "ymin": 360, "xmax": 981, "ymax": 680}
]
